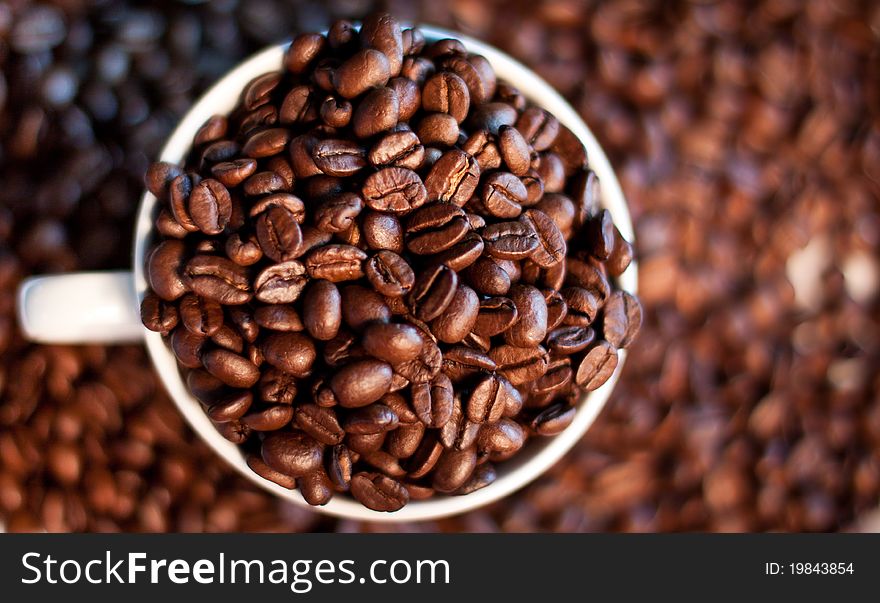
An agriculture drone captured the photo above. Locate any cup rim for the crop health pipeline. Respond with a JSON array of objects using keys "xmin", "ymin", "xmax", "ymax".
[{"xmin": 132, "ymin": 25, "xmax": 638, "ymax": 523}]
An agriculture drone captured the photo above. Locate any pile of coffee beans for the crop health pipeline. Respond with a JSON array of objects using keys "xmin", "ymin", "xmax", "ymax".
[
  {"xmin": 141, "ymin": 12, "xmax": 640, "ymax": 511},
  {"xmin": 1, "ymin": 0, "xmax": 878, "ymax": 531}
]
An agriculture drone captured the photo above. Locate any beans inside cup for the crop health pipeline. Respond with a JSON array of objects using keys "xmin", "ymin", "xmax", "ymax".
[{"xmin": 141, "ymin": 12, "xmax": 641, "ymax": 512}]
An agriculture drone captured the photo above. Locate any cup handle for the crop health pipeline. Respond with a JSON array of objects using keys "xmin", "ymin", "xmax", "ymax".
[{"xmin": 16, "ymin": 271, "xmax": 145, "ymax": 344}]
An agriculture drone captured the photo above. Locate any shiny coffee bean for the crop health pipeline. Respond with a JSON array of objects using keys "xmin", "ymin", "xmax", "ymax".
[
  {"xmin": 331, "ymin": 359, "xmax": 394, "ymax": 408},
  {"xmin": 362, "ymin": 322, "xmax": 423, "ymax": 364},
  {"xmin": 254, "ymin": 261, "xmax": 308, "ymax": 304},
  {"xmin": 362, "ymin": 167, "xmax": 428, "ymax": 214},
  {"xmin": 365, "ymin": 250, "xmax": 415, "ymax": 297},
  {"xmin": 575, "ymin": 340, "xmax": 619, "ymax": 391},
  {"xmin": 431, "ymin": 284, "xmax": 479, "ymax": 344},
  {"xmin": 261, "ymin": 332, "xmax": 317, "ymax": 378},
  {"xmin": 529, "ymin": 402, "xmax": 576, "ymax": 436},
  {"xmin": 442, "ymin": 346, "xmax": 497, "ymax": 382},
  {"xmin": 179, "ymin": 294, "xmax": 223, "ymax": 336},
  {"xmin": 489, "ymin": 344, "xmax": 550, "ymax": 386},
  {"xmin": 424, "ymin": 149, "xmax": 480, "ymax": 206},
  {"xmin": 350, "ymin": 472, "xmax": 408, "ymax": 512},
  {"xmin": 473, "ymin": 297, "xmax": 518, "ymax": 338},
  {"xmin": 302, "ymin": 280, "xmax": 342, "ymax": 341},
  {"xmin": 261, "ymin": 431, "xmax": 324, "ymax": 478},
  {"xmin": 340, "ymin": 285, "xmax": 391, "ymax": 330},
  {"xmin": 408, "ymin": 263, "xmax": 458, "ymax": 321},
  {"xmin": 295, "ymin": 404, "xmax": 345, "ymax": 445},
  {"xmin": 304, "ymin": 244, "xmax": 366, "ymax": 282},
  {"xmin": 362, "ymin": 211, "xmax": 404, "ymax": 253},
  {"xmin": 482, "ymin": 220, "xmax": 540, "ymax": 260},
  {"xmin": 405, "ymin": 203, "xmax": 469, "ymax": 255},
  {"xmin": 412, "ymin": 373, "xmax": 454, "ymax": 428},
  {"xmin": 184, "ymin": 255, "xmax": 251, "ymax": 305},
  {"xmin": 342, "ymin": 403, "xmax": 399, "ymax": 435},
  {"xmin": 422, "ymin": 71, "xmax": 470, "ymax": 123}
]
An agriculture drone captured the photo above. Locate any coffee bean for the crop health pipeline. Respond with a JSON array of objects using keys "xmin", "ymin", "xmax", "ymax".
[
  {"xmin": 547, "ymin": 325, "xmax": 596, "ymax": 356},
  {"xmin": 285, "ymin": 32, "xmax": 327, "ymax": 75},
  {"xmin": 350, "ymin": 472, "xmax": 408, "ymax": 512},
  {"xmin": 586, "ymin": 209, "xmax": 615, "ymax": 260},
  {"xmin": 247, "ymin": 454, "xmax": 296, "ymax": 490},
  {"xmin": 202, "ymin": 349, "xmax": 260, "ymax": 388},
  {"xmin": 565, "ymin": 257, "xmax": 611, "ymax": 300},
  {"xmin": 179, "ymin": 294, "xmax": 223, "ymax": 336},
  {"xmin": 362, "ymin": 211, "xmax": 404, "ymax": 252},
  {"xmin": 482, "ymin": 220, "xmax": 540, "ymax": 260},
  {"xmin": 490, "ymin": 344, "xmax": 549, "ymax": 386},
  {"xmin": 340, "ymin": 285, "xmax": 391, "ymax": 330},
  {"xmin": 295, "ymin": 404, "xmax": 345, "ymax": 445},
  {"xmin": 411, "ymin": 373, "xmax": 454, "ymax": 428},
  {"xmin": 319, "ymin": 96, "xmax": 352, "ymax": 128},
  {"xmin": 462, "ymin": 129, "xmax": 502, "ymax": 171},
  {"xmin": 473, "ymin": 296, "xmax": 518, "ymax": 338},
  {"xmin": 243, "ymin": 72, "xmax": 282, "ymax": 111},
  {"xmin": 405, "ymin": 202, "xmax": 470, "ymax": 255},
  {"xmin": 432, "ymin": 447, "xmax": 477, "ymax": 492},
  {"xmin": 431, "ymin": 231, "xmax": 485, "ymax": 271},
  {"xmin": 300, "ymin": 469, "xmax": 334, "ymax": 506},
  {"xmin": 478, "ymin": 418, "xmax": 526, "ymax": 455},
  {"xmin": 242, "ymin": 128, "xmax": 290, "ymax": 158},
  {"xmin": 498, "ymin": 125, "xmax": 531, "ymax": 176},
  {"xmin": 531, "ymin": 357, "xmax": 573, "ymax": 397},
  {"xmin": 225, "ymin": 232, "xmax": 263, "ymax": 266},
  {"xmin": 255, "ymin": 206, "xmax": 303, "ymax": 263},
  {"xmin": 146, "ymin": 161, "xmax": 184, "ymax": 199},
  {"xmin": 393, "ymin": 327, "xmax": 442, "ymax": 383},
  {"xmin": 561, "ymin": 286, "xmax": 601, "ymax": 326},
  {"xmin": 369, "ymin": 130, "xmax": 424, "ymax": 170},
  {"xmin": 606, "ymin": 227, "xmax": 634, "ymax": 276},
  {"xmin": 304, "ymin": 244, "xmax": 366, "ymax": 282},
  {"xmin": 311, "ymin": 139, "xmax": 366, "ymax": 177},
  {"xmin": 424, "ymin": 149, "xmax": 480, "ymax": 206},
  {"xmin": 259, "ymin": 369, "xmax": 299, "ymax": 405},
  {"xmin": 520, "ymin": 208, "xmax": 566, "ymax": 268},
  {"xmin": 331, "ymin": 359, "xmax": 393, "ymax": 408},
  {"xmin": 365, "ymin": 250, "xmax": 415, "ymax": 297},
  {"xmin": 242, "ymin": 404, "xmax": 294, "ymax": 431},
  {"xmin": 140, "ymin": 293, "xmax": 179, "ymax": 335},
  {"xmin": 575, "ymin": 340, "xmax": 619, "ymax": 391},
  {"xmin": 481, "ymin": 172, "xmax": 526, "ymax": 218},
  {"xmin": 571, "ymin": 169, "xmax": 600, "ymax": 228},
  {"xmin": 333, "ymin": 49, "xmax": 391, "ymax": 99},
  {"xmin": 342, "ymin": 403, "xmax": 399, "ymax": 435},
  {"xmin": 417, "ymin": 112, "xmax": 460, "ymax": 147},
  {"xmin": 386, "ymin": 422, "xmax": 425, "ymax": 459},
  {"xmin": 408, "ymin": 263, "xmax": 458, "ymax": 321},
  {"xmin": 521, "ymin": 169, "xmax": 545, "ymax": 206},
  {"xmin": 261, "ymin": 431, "xmax": 324, "ymax": 478},
  {"xmin": 544, "ymin": 288, "xmax": 568, "ymax": 329},
  {"xmin": 173, "ymin": 329, "xmax": 207, "ymax": 369},
  {"xmin": 279, "ymin": 85, "xmax": 315, "ymax": 124},
  {"xmin": 313, "ymin": 193, "xmax": 363, "ymax": 234},
  {"xmin": 184, "ymin": 255, "xmax": 251, "ymax": 305},
  {"xmin": 289, "ymin": 134, "xmax": 322, "ymax": 179},
  {"xmin": 439, "ymin": 394, "xmax": 481, "ymax": 451},
  {"xmin": 254, "ymin": 260, "xmax": 308, "ymax": 304},
  {"xmin": 442, "ymin": 346, "xmax": 497, "ymax": 382},
  {"xmin": 327, "ymin": 444, "xmax": 353, "ymax": 490},
  {"xmin": 362, "ymin": 167, "xmax": 428, "ymax": 213},
  {"xmin": 516, "ymin": 106, "xmax": 560, "ymax": 151},
  {"xmin": 147, "ymin": 240, "xmax": 189, "ymax": 301},
  {"xmin": 468, "ymin": 102, "xmax": 517, "ymax": 134},
  {"xmin": 261, "ymin": 332, "xmax": 317, "ymax": 378},
  {"xmin": 353, "ymin": 86, "xmax": 399, "ymax": 139},
  {"xmin": 504, "ymin": 284, "xmax": 549, "ymax": 347},
  {"xmin": 422, "ymin": 72, "xmax": 470, "ymax": 123},
  {"xmin": 362, "ymin": 322, "xmax": 423, "ymax": 364},
  {"xmin": 529, "ymin": 402, "xmax": 576, "ymax": 436},
  {"xmin": 468, "ymin": 372, "xmax": 515, "ymax": 424},
  {"xmin": 388, "ymin": 77, "xmax": 421, "ymax": 121},
  {"xmin": 347, "ymin": 433, "xmax": 386, "ymax": 455},
  {"xmin": 216, "ymin": 420, "xmax": 252, "ymax": 444},
  {"xmin": 535, "ymin": 152, "xmax": 565, "ymax": 193},
  {"xmin": 442, "ymin": 56, "xmax": 492, "ymax": 104},
  {"xmin": 431, "ymin": 284, "xmax": 479, "ymax": 343},
  {"xmin": 463, "ymin": 257, "xmax": 511, "ymax": 296},
  {"xmin": 249, "ymin": 193, "xmax": 306, "ymax": 223},
  {"xmin": 207, "ymin": 390, "xmax": 253, "ymax": 423}
]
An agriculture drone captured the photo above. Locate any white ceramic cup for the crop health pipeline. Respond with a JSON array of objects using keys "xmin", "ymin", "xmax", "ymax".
[{"xmin": 16, "ymin": 26, "xmax": 637, "ymax": 522}]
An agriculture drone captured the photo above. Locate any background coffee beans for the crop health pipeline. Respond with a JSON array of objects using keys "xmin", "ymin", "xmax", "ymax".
[{"xmin": 2, "ymin": 0, "xmax": 876, "ymax": 531}]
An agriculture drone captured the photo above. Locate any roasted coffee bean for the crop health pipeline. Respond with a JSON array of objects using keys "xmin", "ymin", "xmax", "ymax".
[
  {"xmin": 468, "ymin": 102, "xmax": 517, "ymax": 134},
  {"xmin": 202, "ymin": 349, "xmax": 260, "ymax": 388},
  {"xmin": 361, "ymin": 12, "xmax": 404, "ymax": 76},
  {"xmin": 586, "ymin": 209, "xmax": 615, "ymax": 260},
  {"xmin": 243, "ymin": 170, "xmax": 287, "ymax": 196},
  {"xmin": 362, "ymin": 322, "xmax": 423, "ymax": 364},
  {"xmin": 490, "ymin": 344, "xmax": 549, "ymax": 386},
  {"xmin": 454, "ymin": 463, "xmax": 497, "ymax": 495},
  {"xmin": 261, "ymin": 431, "xmax": 323, "ymax": 478},
  {"xmin": 468, "ymin": 373, "xmax": 515, "ymax": 424},
  {"xmin": 179, "ymin": 294, "xmax": 223, "ymax": 337},
  {"xmin": 156, "ymin": 208, "xmax": 189, "ymax": 239},
  {"xmin": 147, "ymin": 240, "xmax": 189, "ymax": 301},
  {"xmin": 386, "ymin": 422, "xmax": 426, "ymax": 459},
  {"xmin": 254, "ymin": 261, "xmax": 308, "ymax": 304},
  {"xmin": 393, "ymin": 329, "xmax": 442, "ymax": 383},
  {"xmin": 173, "ymin": 329, "xmax": 208, "ymax": 369},
  {"xmin": 333, "ymin": 49, "xmax": 391, "ymax": 99},
  {"xmin": 256, "ymin": 207, "xmax": 302, "ymax": 262},
  {"xmin": 249, "ymin": 193, "xmax": 306, "ymax": 223},
  {"xmin": 606, "ymin": 227, "xmax": 634, "ymax": 276},
  {"xmin": 571, "ymin": 169, "xmax": 600, "ymax": 228},
  {"xmin": 243, "ymin": 72, "xmax": 281, "ymax": 110},
  {"xmin": 365, "ymin": 250, "xmax": 415, "ymax": 297},
  {"xmin": 247, "ymin": 454, "xmax": 296, "ymax": 490},
  {"xmin": 184, "ymin": 255, "xmax": 250, "ymax": 305},
  {"xmin": 531, "ymin": 357, "xmax": 573, "ymax": 397},
  {"xmin": 520, "ymin": 208, "xmax": 566, "ymax": 268},
  {"xmin": 422, "ymin": 72, "xmax": 470, "ymax": 123},
  {"xmin": 442, "ymin": 56, "xmax": 492, "ymax": 104},
  {"xmin": 211, "ymin": 323, "xmax": 245, "ymax": 354},
  {"xmin": 207, "ymin": 390, "xmax": 253, "ymax": 423},
  {"xmin": 417, "ymin": 112, "xmax": 460, "ymax": 147},
  {"xmin": 575, "ymin": 341, "xmax": 619, "ymax": 391},
  {"xmin": 301, "ymin": 280, "xmax": 342, "ymax": 341},
  {"xmin": 343, "ymin": 403, "xmax": 399, "ymax": 435},
  {"xmin": 304, "ymin": 244, "xmax": 366, "ymax": 282},
  {"xmin": 352, "ymin": 87, "xmax": 399, "ymax": 139},
  {"xmin": 463, "ymin": 257, "xmax": 511, "ymax": 296},
  {"xmin": 362, "ymin": 167, "xmax": 427, "ymax": 213},
  {"xmin": 412, "ymin": 373, "xmax": 454, "ymax": 428},
  {"xmin": 242, "ymin": 128, "xmax": 290, "ymax": 159},
  {"xmin": 346, "ymin": 433, "xmax": 386, "ymax": 455},
  {"xmin": 478, "ymin": 418, "xmax": 526, "ymax": 455},
  {"xmin": 404, "ymin": 431, "xmax": 444, "ymax": 479},
  {"xmin": 387, "ymin": 77, "xmax": 420, "ymax": 121},
  {"xmin": 261, "ymin": 332, "xmax": 316, "ymax": 378},
  {"xmin": 369, "ymin": 130, "xmax": 424, "ymax": 170},
  {"xmin": 439, "ymin": 395, "xmax": 481, "ymax": 451},
  {"xmin": 188, "ymin": 179, "xmax": 233, "ymax": 233},
  {"xmin": 331, "ymin": 359, "xmax": 394, "ymax": 408},
  {"xmin": 295, "ymin": 404, "xmax": 345, "ymax": 445},
  {"xmin": 504, "ymin": 284, "xmax": 549, "ymax": 347},
  {"xmin": 535, "ymin": 152, "xmax": 565, "ymax": 193},
  {"xmin": 362, "ymin": 211, "xmax": 404, "ymax": 253},
  {"xmin": 516, "ymin": 106, "xmax": 560, "ymax": 151},
  {"xmin": 561, "ymin": 286, "xmax": 601, "ymax": 326},
  {"xmin": 216, "ymin": 420, "xmax": 252, "ymax": 444},
  {"xmin": 473, "ymin": 296, "xmax": 518, "ymax": 338},
  {"xmin": 431, "ymin": 231, "xmax": 485, "ymax": 271},
  {"xmin": 481, "ymin": 172, "xmax": 526, "ymax": 218},
  {"xmin": 442, "ymin": 346, "xmax": 497, "ymax": 382},
  {"xmin": 405, "ymin": 203, "xmax": 469, "ymax": 255},
  {"xmin": 408, "ymin": 263, "xmax": 458, "ymax": 321},
  {"xmin": 340, "ymin": 285, "xmax": 391, "ymax": 330},
  {"xmin": 482, "ymin": 220, "xmax": 539, "ymax": 260},
  {"xmin": 318, "ymin": 96, "xmax": 352, "ymax": 128},
  {"xmin": 146, "ymin": 162, "xmax": 184, "ymax": 198},
  {"xmin": 327, "ymin": 444, "xmax": 353, "ymax": 491},
  {"xmin": 544, "ymin": 289, "xmax": 568, "ymax": 329},
  {"xmin": 431, "ymin": 284, "xmax": 479, "ymax": 344},
  {"xmin": 242, "ymin": 404, "xmax": 294, "ymax": 431},
  {"xmin": 432, "ymin": 447, "xmax": 477, "ymax": 493},
  {"xmin": 311, "ymin": 139, "xmax": 366, "ymax": 177},
  {"xmin": 285, "ymin": 32, "xmax": 327, "ymax": 75},
  {"xmin": 200, "ymin": 141, "xmax": 241, "ymax": 169},
  {"xmin": 529, "ymin": 402, "xmax": 576, "ymax": 436},
  {"xmin": 498, "ymin": 125, "xmax": 531, "ymax": 176},
  {"xmin": 462, "ymin": 129, "xmax": 502, "ymax": 171},
  {"xmin": 547, "ymin": 326, "xmax": 595, "ymax": 356},
  {"xmin": 565, "ymin": 257, "xmax": 611, "ymax": 300},
  {"xmin": 521, "ymin": 169, "xmax": 545, "ymax": 206},
  {"xmin": 313, "ymin": 193, "xmax": 363, "ymax": 234},
  {"xmin": 350, "ymin": 472, "xmax": 408, "ymax": 512},
  {"xmin": 279, "ymin": 85, "xmax": 315, "ymax": 124},
  {"xmin": 140, "ymin": 293, "xmax": 179, "ymax": 335},
  {"xmin": 300, "ymin": 470, "xmax": 334, "ymax": 506},
  {"xmin": 424, "ymin": 150, "xmax": 480, "ymax": 206},
  {"xmin": 259, "ymin": 369, "xmax": 298, "ymax": 405}
]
